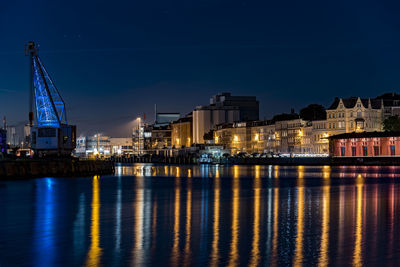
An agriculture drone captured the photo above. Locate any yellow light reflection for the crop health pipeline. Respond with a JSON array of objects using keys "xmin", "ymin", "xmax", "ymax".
[
  {"xmin": 85, "ymin": 176, "xmax": 102, "ymax": 266},
  {"xmin": 322, "ymin": 166, "xmax": 331, "ymax": 179},
  {"xmin": 250, "ymin": 166, "xmax": 261, "ymax": 266},
  {"xmin": 271, "ymin": 187, "xmax": 279, "ymax": 266},
  {"xmin": 274, "ymin": 165, "xmax": 280, "ymax": 179},
  {"xmin": 210, "ymin": 171, "xmax": 220, "ymax": 267},
  {"xmin": 188, "ymin": 169, "xmax": 192, "ymax": 178},
  {"xmin": 318, "ymin": 185, "xmax": 330, "ymax": 267},
  {"xmin": 228, "ymin": 165, "xmax": 240, "ymax": 266},
  {"xmin": 293, "ymin": 176, "xmax": 304, "ymax": 265},
  {"xmin": 132, "ymin": 177, "xmax": 144, "ymax": 266},
  {"xmin": 171, "ymin": 177, "xmax": 181, "ymax": 266},
  {"xmin": 183, "ymin": 180, "xmax": 192, "ymax": 266},
  {"xmin": 353, "ymin": 179, "xmax": 363, "ymax": 267}
]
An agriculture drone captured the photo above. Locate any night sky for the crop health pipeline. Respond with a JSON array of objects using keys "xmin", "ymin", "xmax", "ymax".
[{"xmin": 1, "ymin": 0, "xmax": 400, "ymax": 136}]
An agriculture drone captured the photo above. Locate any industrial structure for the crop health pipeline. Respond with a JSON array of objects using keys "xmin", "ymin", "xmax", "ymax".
[{"xmin": 25, "ymin": 42, "xmax": 76, "ymax": 157}]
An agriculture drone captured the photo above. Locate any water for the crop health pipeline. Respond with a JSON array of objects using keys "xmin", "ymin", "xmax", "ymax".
[{"xmin": 1, "ymin": 164, "xmax": 400, "ymax": 266}]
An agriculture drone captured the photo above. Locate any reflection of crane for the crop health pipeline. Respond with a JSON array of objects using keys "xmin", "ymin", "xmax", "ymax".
[{"xmin": 25, "ymin": 42, "xmax": 76, "ymax": 157}]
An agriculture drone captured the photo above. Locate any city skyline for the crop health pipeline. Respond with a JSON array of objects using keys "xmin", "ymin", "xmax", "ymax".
[{"xmin": 2, "ymin": 0, "xmax": 400, "ymax": 136}]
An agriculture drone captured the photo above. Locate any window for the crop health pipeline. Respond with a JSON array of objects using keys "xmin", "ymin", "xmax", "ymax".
[
  {"xmin": 352, "ymin": 147, "xmax": 356, "ymax": 156},
  {"xmin": 363, "ymin": 146, "xmax": 368, "ymax": 156},
  {"xmin": 374, "ymin": 146, "xmax": 379, "ymax": 156},
  {"xmin": 333, "ymin": 123, "xmax": 335, "ymax": 128},
  {"xmin": 341, "ymin": 147, "xmax": 346, "ymax": 156},
  {"xmin": 351, "ymin": 122, "xmax": 354, "ymax": 129},
  {"xmin": 350, "ymin": 112, "xmax": 353, "ymax": 117},
  {"xmin": 38, "ymin": 128, "xmax": 56, "ymax": 137},
  {"xmin": 329, "ymin": 114, "xmax": 331, "ymax": 118},
  {"xmin": 357, "ymin": 112, "xmax": 361, "ymax": 117},
  {"xmin": 391, "ymin": 145, "xmax": 396, "ymax": 156}
]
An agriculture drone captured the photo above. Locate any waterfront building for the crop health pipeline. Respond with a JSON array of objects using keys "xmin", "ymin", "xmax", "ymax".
[
  {"xmin": 214, "ymin": 122, "xmax": 249, "ymax": 154},
  {"xmin": 171, "ymin": 115, "xmax": 192, "ymax": 148},
  {"xmin": 311, "ymin": 120, "xmax": 329, "ymax": 154},
  {"xmin": 210, "ymin": 92, "xmax": 259, "ymax": 121},
  {"xmin": 142, "ymin": 124, "xmax": 172, "ymax": 156},
  {"xmin": 193, "ymin": 92, "xmax": 259, "ymax": 144},
  {"xmin": 329, "ymin": 131, "xmax": 400, "ymax": 157},
  {"xmin": 109, "ymin": 137, "xmax": 133, "ymax": 155},
  {"xmin": 0, "ymin": 129, "xmax": 6, "ymax": 155},
  {"xmin": 250, "ymin": 122, "xmax": 276, "ymax": 153},
  {"xmin": 376, "ymin": 92, "xmax": 400, "ymax": 119},
  {"xmin": 155, "ymin": 112, "xmax": 180, "ymax": 126},
  {"xmin": 326, "ymin": 97, "xmax": 383, "ymax": 134},
  {"xmin": 275, "ymin": 118, "xmax": 308, "ymax": 154},
  {"xmin": 193, "ymin": 106, "xmax": 240, "ymax": 144},
  {"xmin": 76, "ymin": 135, "xmax": 111, "ymax": 156}
]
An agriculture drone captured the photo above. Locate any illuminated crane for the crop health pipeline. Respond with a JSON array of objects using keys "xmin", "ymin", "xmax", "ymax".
[{"xmin": 25, "ymin": 42, "xmax": 76, "ymax": 156}]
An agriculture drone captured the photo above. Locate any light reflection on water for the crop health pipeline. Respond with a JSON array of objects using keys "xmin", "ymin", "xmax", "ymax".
[{"xmin": 2, "ymin": 164, "xmax": 400, "ymax": 266}]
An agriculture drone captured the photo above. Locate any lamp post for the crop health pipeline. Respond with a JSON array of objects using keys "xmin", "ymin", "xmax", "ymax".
[{"xmin": 137, "ymin": 117, "xmax": 141, "ymax": 155}]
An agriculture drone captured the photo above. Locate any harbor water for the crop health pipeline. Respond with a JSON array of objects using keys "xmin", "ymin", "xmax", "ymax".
[{"xmin": 1, "ymin": 164, "xmax": 400, "ymax": 266}]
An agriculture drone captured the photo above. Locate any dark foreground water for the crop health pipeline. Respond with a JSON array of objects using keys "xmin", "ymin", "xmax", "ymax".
[{"xmin": 2, "ymin": 164, "xmax": 400, "ymax": 266}]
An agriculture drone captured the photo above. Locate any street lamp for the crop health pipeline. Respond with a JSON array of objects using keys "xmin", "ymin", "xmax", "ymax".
[{"xmin": 137, "ymin": 117, "xmax": 141, "ymax": 155}]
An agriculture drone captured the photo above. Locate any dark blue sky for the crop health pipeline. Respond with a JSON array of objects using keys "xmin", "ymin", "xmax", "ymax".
[{"xmin": 1, "ymin": 0, "xmax": 400, "ymax": 136}]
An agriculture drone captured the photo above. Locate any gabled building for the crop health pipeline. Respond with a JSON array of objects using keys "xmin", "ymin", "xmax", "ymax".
[{"xmin": 326, "ymin": 97, "xmax": 383, "ymax": 134}]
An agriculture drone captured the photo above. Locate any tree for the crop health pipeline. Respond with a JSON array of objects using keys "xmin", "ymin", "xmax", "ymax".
[
  {"xmin": 383, "ymin": 116, "xmax": 400, "ymax": 131},
  {"xmin": 299, "ymin": 104, "xmax": 326, "ymax": 121},
  {"xmin": 271, "ymin": 113, "xmax": 299, "ymax": 123},
  {"xmin": 203, "ymin": 130, "xmax": 214, "ymax": 141}
]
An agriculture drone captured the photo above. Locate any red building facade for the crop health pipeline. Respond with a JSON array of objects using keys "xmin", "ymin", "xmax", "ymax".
[{"xmin": 329, "ymin": 132, "xmax": 400, "ymax": 157}]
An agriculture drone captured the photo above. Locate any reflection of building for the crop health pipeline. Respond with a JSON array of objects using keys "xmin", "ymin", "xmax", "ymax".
[
  {"xmin": 193, "ymin": 93, "xmax": 259, "ymax": 144},
  {"xmin": 171, "ymin": 115, "xmax": 192, "ymax": 148},
  {"xmin": 326, "ymin": 97, "xmax": 383, "ymax": 134},
  {"xmin": 329, "ymin": 132, "xmax": 400, "ymax": 157}
]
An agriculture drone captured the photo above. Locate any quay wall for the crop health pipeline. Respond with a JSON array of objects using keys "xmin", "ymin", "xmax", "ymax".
[
  {"xmin": 112, "ymin": 156, "xmax": 400, "ymax": 166},
  {"xmin": 0, "ymin": 159, "xmax": 115, "ymax": 179}
]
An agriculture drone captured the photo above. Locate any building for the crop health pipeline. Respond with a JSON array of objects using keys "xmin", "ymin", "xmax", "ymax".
[
  {"xmin": 0, "ymin": 129, "xmax": 6, "ymax": 155},
  {"xmin": 109, "ymin": 137, "xmax": 133, "ymax": 155},
  {"xmin": 193, "ymin": 93, "xmax": 259, "ymax": 144},
  {"xmin": 376, "ymin": 92, "xmax": 400, "ymax": 119},
  {"xmin": 210, "ymin": 92, "xmax": 259, "ymax": 121},
  {"xmin": 329, "ymin": 131, "xmax": 400, "ymax": 157},
  {"xmin": 155, "ymin": 113, "xmax": 180, "ymax": 126},
  {"xmin": 171, "ymin": 115, "xmax": 192, "ymax": 148},
  {"xmin": 193, "ymin": 105, "xmax": 240, "ymax": 144},
  {"xmin": 326, "ymin": 97, "xmax": 383, "ymax": 134},
  {"xmin": 75, "ymin": 135, "xmax": 111, "ymax": 156},
  {"xmin": 275, "ymin": 118, "xmax": 308, "ymax": 154},
  {"xmin": 311, "ymin": 120, "xmax": 329, "ymax": 154},
  {"xmin": 142, "ymin": 124, "xmax": 172, "ymax": 155}
]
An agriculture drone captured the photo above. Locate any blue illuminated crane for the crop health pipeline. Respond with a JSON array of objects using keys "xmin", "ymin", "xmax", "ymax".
[
  {"xmin": 25, "ymin": 42, "xmax": 67, "ymax": 128},
  {"xmin": 25, "ymin": 42, "xmax": 76, "ymax": 156}
]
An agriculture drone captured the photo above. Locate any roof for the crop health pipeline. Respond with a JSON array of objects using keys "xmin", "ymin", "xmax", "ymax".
[
  {"xmin": 327, "ymin": 97, "xmax": 382, "ymax": 110},
  {"xmin": 329, "ymin": 131, "xmax": 400, "ymax": 140}
]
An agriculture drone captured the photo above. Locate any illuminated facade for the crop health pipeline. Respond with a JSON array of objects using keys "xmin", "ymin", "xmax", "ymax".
[
  {"xmin": 326, "ymin": 97, "xmax": 383, "ymax": 134},
  {"xmin": 171, "ymin": 116, "xmax": 192, "ymax": 148},
  {"xmin": 193, "ymin": 93, "xmax": 259, "ymax": 144},
  {"xmin": 329, "ymin": 132, "xmax": 400, "ymax": 157}
]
